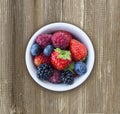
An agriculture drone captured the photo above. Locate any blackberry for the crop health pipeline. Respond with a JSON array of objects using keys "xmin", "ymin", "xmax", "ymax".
[
  {"xmin": 37, "ymin": 63, "xmax": 53, "ymax": 80},
  {"xmin": 61, "ymin": 70, "xmax": 74, "ymax": 85}
]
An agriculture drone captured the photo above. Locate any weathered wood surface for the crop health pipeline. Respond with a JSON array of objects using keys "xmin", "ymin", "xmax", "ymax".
[{"xmin": 0, "ymin": 0, "xmax": 120, "ymax": 114}]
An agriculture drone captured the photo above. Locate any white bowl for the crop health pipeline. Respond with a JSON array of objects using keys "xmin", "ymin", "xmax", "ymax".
[{"xmin": 25, "ymin": 22, "xmax": 95, "ymax": 91}]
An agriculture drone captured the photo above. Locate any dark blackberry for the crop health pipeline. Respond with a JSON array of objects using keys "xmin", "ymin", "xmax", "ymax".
[
  {"xmin": 37, "ymin": 63, "xmax": 53, "ymax": 80},
  {"xmin": 61, "ymin": 70, "xmax": 74, "ymax": 85}
]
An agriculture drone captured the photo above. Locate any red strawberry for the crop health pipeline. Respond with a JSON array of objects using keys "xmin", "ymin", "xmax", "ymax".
[
  {"xmin": 34, "ymin": 53, "xmax": 50, "ymax": 66},
  {"xmin": 51, "ymin": 48, "xmax": 72, "ymax": 70},
  {"xmin": 70, "ymin": 39, "xmax": 87, "ymax": 61}
]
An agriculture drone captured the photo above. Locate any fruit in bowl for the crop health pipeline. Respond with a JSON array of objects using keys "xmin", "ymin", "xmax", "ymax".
[
  {"xmin": 30, "ymin": 30, "xmax": 88, "ymax": 85},
  {"xmin": 25, "ymin": 23, "xmax": 95, "ymax": 91}
]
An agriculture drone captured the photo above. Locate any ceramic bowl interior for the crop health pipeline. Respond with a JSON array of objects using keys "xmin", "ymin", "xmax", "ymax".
[{"xmin": 25, "ymin": 23, "xmax": 95, "ymax": 91}]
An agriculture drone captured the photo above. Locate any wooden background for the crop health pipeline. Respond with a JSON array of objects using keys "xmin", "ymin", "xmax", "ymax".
[{"xmin": 0, "ymin": 0, "xmax": 120, "ymax": 114}]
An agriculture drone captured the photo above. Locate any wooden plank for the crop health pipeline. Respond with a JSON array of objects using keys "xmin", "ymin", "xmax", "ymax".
[
  {"xmin": 105, "ymin": 0, "xmax": 120, "ymax": 113},
  {"xmin": 13, "ymin": 1, "xmax": 35, "ymax": 113},
  {"xmin": 84, "ymin": 0, "xmax": 107, "ymax": 113},
  {"xmin": 84, "ymin": 0, "xmax": 120, "ymax": 113},
  {"xmin": 0, "ymin": 0, "xmax": 15, "ymax": 114}
]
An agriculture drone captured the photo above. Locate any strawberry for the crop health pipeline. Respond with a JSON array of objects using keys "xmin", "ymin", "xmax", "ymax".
[
  {"xmin": 70, "ymin": 39, "xmax": 87, "ymax": 61},
  {"xmin": 34, "ymin": 53, "xmax": 50, "ymax": 66},
  {"xmin": 51, "ymin": 48, "xmax": 72, "ymax": 70}
]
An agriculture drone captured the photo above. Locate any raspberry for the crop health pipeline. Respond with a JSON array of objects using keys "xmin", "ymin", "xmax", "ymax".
[
  {"xmin": 36, "ymin": 34, "xmax": 52, "ymax": 48},
  {"xmin": 49, "ymin": 70, "xmax": 61, "ymax": 83},
  {"xmin": 52, "ymin": 31, "xmax": 72, "ymax": 49}
]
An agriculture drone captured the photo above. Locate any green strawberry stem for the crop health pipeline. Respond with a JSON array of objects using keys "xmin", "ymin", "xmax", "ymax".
[
  {"xmin": 55, "ymin": 48, "xmax": 71, "ymax": 60},
  {"xmin": 65, "ymin": 62, "xmax": 75, "ymax": 73}
]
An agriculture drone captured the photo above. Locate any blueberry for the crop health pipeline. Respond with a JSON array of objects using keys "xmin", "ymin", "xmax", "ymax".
[
  {"xmin": 30, "ymin": 43, "xmax": 42, "ymax": 56},
  {"xmin": 74, "ymin": 62, "xmax": 87, "ymax": 76},
  {"xmin": 43, "ymin": 45, "xmax": 54, "ymax": 56}
]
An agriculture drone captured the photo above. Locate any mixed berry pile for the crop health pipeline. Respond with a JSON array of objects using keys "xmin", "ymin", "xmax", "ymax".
[{"xmin": 30, "ymin": 31, "xmax": 88, "ymax": 85}]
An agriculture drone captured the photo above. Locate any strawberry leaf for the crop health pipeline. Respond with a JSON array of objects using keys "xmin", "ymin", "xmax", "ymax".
[{"xmin": 55, "ymin": 48, "xmax": 71, "ymax": 60}]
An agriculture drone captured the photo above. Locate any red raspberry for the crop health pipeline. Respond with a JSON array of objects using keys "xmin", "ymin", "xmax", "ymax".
[
  {"xmin": 49, "ymin": 70, "xmax": 61, "ymax": 83},
  {"xmin": 52, "ymin": 31, "xmax": 72, "ymax": 49},
  {"xmin": 36, "ymin": 34, "xmax": 52, "ymax": 48}
]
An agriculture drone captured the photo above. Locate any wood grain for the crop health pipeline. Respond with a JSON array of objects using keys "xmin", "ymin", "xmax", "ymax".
[{"xmin": 0, "ymin": 0, "xmax": 120, "ymax": 114}]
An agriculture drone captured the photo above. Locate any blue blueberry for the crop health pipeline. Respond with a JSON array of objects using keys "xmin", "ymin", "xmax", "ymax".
[
  {"xmin": 43, "ymin": 45, "xmax": 54, "ymax": 56},
  {"xmin": 30, "ymin": 43, "xmax": 42, "ymax": 56},
  {"xmin": 74, "ymin": 62, "xmax": 87, "ymax": 76}
]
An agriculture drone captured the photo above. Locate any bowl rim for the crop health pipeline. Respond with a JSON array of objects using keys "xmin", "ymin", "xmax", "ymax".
[{"xmin": 25, "ymin": 22, "xmax": 95, "ymax": 91}]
